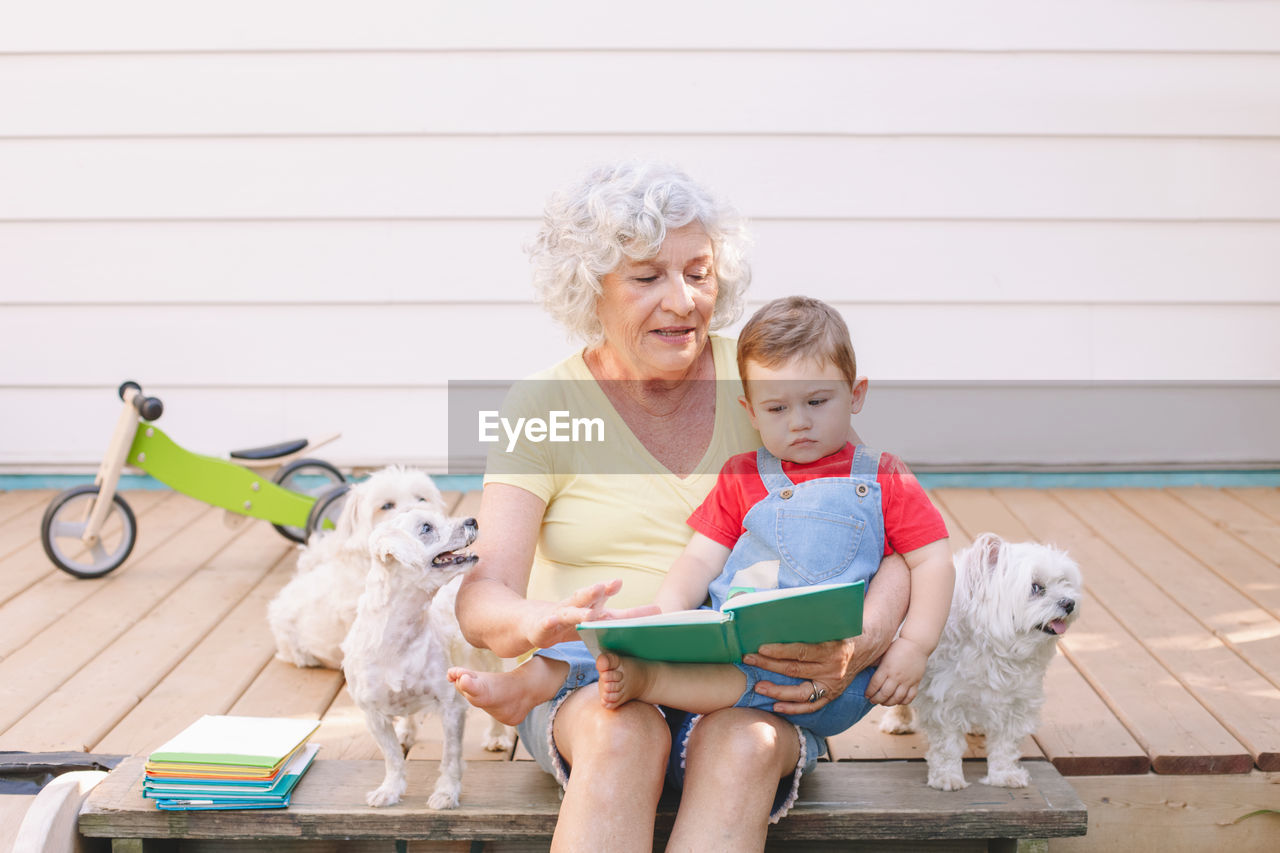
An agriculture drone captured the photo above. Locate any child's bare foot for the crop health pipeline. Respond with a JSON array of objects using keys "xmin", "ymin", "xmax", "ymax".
[
  {"xmin": 449, "ymin": 663, "xmax": 555, "ymax": 726},
  {"xmin": 596, "ymin": 652, "xmax": 661, "ymax": 709}
]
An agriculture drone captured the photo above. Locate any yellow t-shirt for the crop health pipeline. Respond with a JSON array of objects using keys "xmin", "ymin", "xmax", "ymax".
[{"xmin": 482, "ymin": 335, "xmax": 759, "ymax": 610}]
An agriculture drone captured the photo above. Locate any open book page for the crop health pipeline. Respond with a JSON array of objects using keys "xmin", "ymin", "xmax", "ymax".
[
  {"xmin": 578, "ymin": 609, "xmax": 726, "ymax": 629},
  {"xmin": 723, "ymin": 582, "xmax": 859, "ymax": 610}
]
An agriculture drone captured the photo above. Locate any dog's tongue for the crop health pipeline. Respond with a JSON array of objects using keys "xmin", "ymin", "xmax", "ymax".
[{"xmin": 1049, "ymin": 619, "xmax": 1069, "ymax": 635}]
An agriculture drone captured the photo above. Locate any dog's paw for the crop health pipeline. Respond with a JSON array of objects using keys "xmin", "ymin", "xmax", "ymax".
[
  {"xmin": 366, "ymin": 780, "xmax": 406, "ymax": 808},
  {"xmin": 926, "ymin": 767, "xmax": 969, "ymax": 791},
  {"xmin": 482, "ymin": 729, "xmax": 516, "ymax": 752},
  {"xmin": 981, "ymin": 765, "xmax": 1030, "ymax": 788},
  {"xmin": 878, "ymin": 705, "xmax": 916, "ymax": 735},
  {"xmin": 428, "ymin": 786, "xmax": 460, "ymax": 810}
]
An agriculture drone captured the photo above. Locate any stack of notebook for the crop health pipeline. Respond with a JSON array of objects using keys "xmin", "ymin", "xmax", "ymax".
[{"xmin": 143, "ymin": 715, "xmax": 321, "ymax": 811}]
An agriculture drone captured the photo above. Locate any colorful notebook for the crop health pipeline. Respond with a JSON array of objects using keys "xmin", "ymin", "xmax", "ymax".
[
  {"xmin": 146, "ymin": 744, "xmax": 319, "ymax": 810},
  {"xmin": 147, "ymin": 715, "xmax": 320, "ymax": 771},
  {"xmin": 144, "ymin": 715, "xmax": 321, "ymax": 811}
]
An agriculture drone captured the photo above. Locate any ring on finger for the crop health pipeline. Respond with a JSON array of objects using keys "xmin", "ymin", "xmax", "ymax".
[{"xmin": 806, "ymin": 681, "xmax": 827, "ymax": 703}]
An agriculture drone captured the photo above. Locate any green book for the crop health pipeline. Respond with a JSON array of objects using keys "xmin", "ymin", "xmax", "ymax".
[{"xmin": 576, "ymin": 581, "xmax": 865, "ymax": 664}]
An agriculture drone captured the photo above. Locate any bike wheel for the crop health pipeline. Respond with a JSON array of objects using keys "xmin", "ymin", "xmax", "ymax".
[
  {"xmin": 271, "ymin": 458, "xmax": 345, "ymax": 543},
  {"xmin": 41, "ymin": 485, "xmax": 138, "ymax": 578},
  {"xmin": 305, "ymin": 483, "xmax": 350, "ymax": 540}
]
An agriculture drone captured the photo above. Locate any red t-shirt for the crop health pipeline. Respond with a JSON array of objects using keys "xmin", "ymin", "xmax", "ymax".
[{"xmin": 689, "ymin": 443, "xmax": 948, "ymax": 556}]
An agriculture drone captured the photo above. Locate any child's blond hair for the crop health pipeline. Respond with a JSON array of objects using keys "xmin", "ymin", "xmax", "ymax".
[{"xmin": 736, "ymin": 296, "xmax": 857, "ymax": 399}]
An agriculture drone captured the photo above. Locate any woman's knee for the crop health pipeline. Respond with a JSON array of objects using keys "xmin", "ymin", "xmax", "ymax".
[
  {"xmin": 558, "ymin": 696, "xmax": 670, "ymax": 771},
  {"xmin": 686, "ymin": 708, "xmax": 798, "ymax": 776}
]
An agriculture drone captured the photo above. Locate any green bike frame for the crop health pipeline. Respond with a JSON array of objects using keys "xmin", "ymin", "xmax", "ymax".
[{"xmin": 127, "ymin": 424, "xmax": 314, "ymax": 529}]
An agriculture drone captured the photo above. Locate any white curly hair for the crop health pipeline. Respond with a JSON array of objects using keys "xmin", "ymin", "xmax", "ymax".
[{"xmin": 527, "ymin": 161, "xmax": 752, "ymax": 346}]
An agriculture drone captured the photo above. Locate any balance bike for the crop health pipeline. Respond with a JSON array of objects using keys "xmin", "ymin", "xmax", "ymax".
[{"xmin": 40, "ymin": 381, "xmax": 350, "ymax": 578}]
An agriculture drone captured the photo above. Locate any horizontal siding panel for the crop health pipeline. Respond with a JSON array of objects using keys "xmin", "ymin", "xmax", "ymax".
[
  {"xmin": 854, "ymin": 382, "xmax": 1280, "ymax": 469},
  {"xmin": 3, "ymin": 137, "xmax": 1279, "ymax": 220},
  {"xmin": 0, "ymin": 385, "xmax": 450, "ymax": 473},
  {"xmin": 5, "ymin": 51, "xmax": 1279, "ymax": 138},
  {"xmin": 5, "ymin": 383, "xmax": 1277, "ymax": 473},
  {"xmin": 5, "ymin": 304, "xmax": 1279, "ymax": 385},
  {"xmin": 0, "ymin": 221, "xmax": 536, "ymax": 305},
  {"xmin": 4, "ymin": 1, "xmax": 1280, "ymax": 53},
  {"xmin": 4, "ymin": 220, "xmax": 1280, "ymax": 305}
]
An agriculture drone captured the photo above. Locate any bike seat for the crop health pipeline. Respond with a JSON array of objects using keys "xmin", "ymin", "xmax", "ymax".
[{"xmin": 229, "ymin": 438, "xmax": 309, "ymax": 461}]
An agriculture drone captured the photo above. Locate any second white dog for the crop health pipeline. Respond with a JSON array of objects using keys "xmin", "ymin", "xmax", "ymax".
[
  {"xmin": 268, "ymin": 466, "xmax": 446, "ymax": 669},
  {"xmin": 342, "ymin": 507, "xmax": 514, "ymax": 809},
  {"xmin": 880, "ymin": 533, "xmax": 1082, "ymax": 791}
]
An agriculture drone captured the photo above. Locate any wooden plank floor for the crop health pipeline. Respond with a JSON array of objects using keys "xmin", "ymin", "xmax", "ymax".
[{"xmin": 3, "ymin": 485, "xmax": 1280, "ymax": 849}]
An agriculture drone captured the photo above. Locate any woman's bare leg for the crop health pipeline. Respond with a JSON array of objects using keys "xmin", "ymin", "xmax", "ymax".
[
  {"xmin": 666, "ymin": 707, "xmax": 801, "ymax": 853},
  {"xmin": 550, "ymin": 686, "xmax": 669, "ymax": 852}
]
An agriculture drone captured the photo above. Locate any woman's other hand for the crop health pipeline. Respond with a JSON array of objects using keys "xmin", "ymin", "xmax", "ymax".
[
  {"xmin": 741, "ymin": 550, "xmax": 910, "ymax": 714},
  {"xmin": 743, "ymin": 632, "xmax": 879, "ymax": 714}
]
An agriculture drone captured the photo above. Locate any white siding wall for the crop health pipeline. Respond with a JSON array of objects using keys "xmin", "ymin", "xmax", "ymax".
[{"xmin": 2, "ymin": 1, "xmax": 1278, "ymax": 473}]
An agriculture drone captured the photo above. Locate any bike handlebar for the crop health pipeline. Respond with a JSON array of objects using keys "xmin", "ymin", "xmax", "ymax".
[{"xmin": 118, "ymin": 380, "xmax": 164, "ymax": 422}]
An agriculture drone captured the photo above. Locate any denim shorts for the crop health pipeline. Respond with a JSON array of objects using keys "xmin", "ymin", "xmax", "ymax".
[{"xmin": 516, "ymin": 685, "xmax": 824, "ymax": 823}]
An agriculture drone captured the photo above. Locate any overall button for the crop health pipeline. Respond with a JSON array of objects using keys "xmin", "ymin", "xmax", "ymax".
[
  {"xmin": 855, "ymin": 483, "xmax": 869, "ymax": 497},
  {"xmin": 779, "ymin": 488, "xmax": 793, "ymax": 500}
]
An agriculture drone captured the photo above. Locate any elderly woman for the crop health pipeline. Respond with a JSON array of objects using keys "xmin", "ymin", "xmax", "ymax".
[{"xmin": 454, "ymin": 162, "xmax": 909, "ymax": 851}]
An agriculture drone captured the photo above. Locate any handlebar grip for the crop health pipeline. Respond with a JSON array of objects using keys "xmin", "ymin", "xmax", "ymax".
[
  {"xmin": 133, "ymin": 394, "xmax": 164, "ymax": 421},
  {"xmin": 120, "ymin": 381, "xmax": 163, "ymax": 421}
]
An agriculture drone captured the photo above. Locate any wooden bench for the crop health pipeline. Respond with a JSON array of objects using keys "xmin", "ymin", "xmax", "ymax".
[{"xmin": 80, "ymin": 757, "xmax": 1087, "ymax": 851}]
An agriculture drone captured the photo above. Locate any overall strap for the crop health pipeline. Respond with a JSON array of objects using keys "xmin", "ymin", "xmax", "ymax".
[
  {"xmin": 850, "ymin": 444, "xmax": 882, "ymax": 479},
  {"xmin": 755, "ymin": 447, "xmax": 795, "ymax": 492}
]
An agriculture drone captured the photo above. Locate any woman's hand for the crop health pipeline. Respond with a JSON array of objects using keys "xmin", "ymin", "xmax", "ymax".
[
  {"xmin": 521, "ymin": 579, "xmax": 661, "ymax": 649},
  {"xmin": 743, "ymin": 551, "xmax": 910, "ymax": 714},
  {"xmin": 742, "ymin": 621, "xmax": 892, "ymax": 714}
]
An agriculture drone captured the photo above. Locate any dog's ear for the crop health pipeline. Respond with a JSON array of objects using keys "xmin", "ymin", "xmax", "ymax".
[
  {"xmin": 330, "ymin": 488, "xmax": 360, "ymax": 540},
  {"xmin": 976, "ymin": 533, "xmax": 1003, "ymax": 572},
  {"xmin": 369, "ymin": 526, "xmax": 423, "ymax": 568},
  {"xmin": 963, "ymin": 533, "xmax": 1004, "ymax": 595},
  {"xmin": 340, "ymin": 484, "xmax": 368, "ymax": 539}
]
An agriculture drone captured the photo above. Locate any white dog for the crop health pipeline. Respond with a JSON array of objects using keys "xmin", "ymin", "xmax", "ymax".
[
  {"xmin": 342, "ymin": 507, "xmax": 514, "ymax": 809},
  {"xmin": 880, "ymin": 533, "xmax": 1082, "ymax": 791},
  {"xmin": 268, "ymin": 466, "xmax": 446, "ymax": 669}
]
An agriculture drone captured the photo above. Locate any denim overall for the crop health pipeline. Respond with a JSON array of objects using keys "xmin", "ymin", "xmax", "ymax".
[
  {"xmin": 532, "ymin": 444, "xmax": 886, "ymax": 737},
  {"xmin": 710, "ymin": 444, "xmax": 886, "ymax": 737}
]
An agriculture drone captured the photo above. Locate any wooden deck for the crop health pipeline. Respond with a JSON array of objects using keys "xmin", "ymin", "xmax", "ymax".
[{"xmin": 2, "ymin": 486, "xmax": 1280, "ymax": 850}]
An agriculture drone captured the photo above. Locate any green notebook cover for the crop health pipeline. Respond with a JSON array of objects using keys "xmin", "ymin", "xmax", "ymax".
[{"xmin": 576, "ymin": 581, "xmax": 865, "ymax": 663}]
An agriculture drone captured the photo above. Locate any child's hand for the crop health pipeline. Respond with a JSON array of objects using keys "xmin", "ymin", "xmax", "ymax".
[{"xmin": 865, "ymin": 637, "xmax": 929, "ymax": 706}]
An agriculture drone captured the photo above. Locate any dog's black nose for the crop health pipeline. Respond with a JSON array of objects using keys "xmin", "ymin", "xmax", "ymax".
[
  {"xmin": 1058, "ymin": 598, "xmax": 1076, "ymax": 614},
  {"xmin": 463, "ymin": 518, "xmax": 478, "ymax": 531}
]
